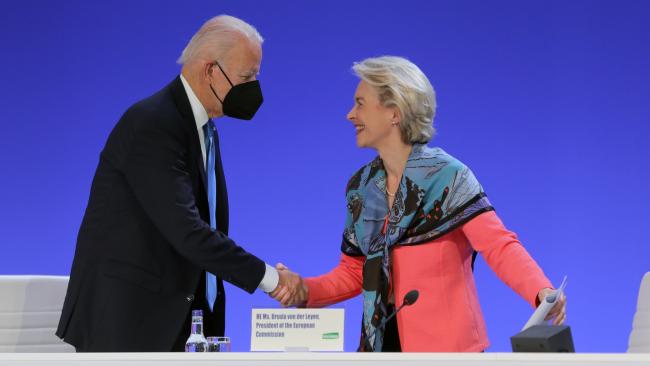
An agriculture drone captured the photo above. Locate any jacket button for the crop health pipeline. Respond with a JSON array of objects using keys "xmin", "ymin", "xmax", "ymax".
[{"xmin": 186, "ymin": 295, "xmax": 194, "ymax": 302}]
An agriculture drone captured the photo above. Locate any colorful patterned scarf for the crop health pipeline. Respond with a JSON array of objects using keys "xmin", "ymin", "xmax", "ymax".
[{"xmin": 341, "ymin": 144, "xmax": 493, "ymax": 352}]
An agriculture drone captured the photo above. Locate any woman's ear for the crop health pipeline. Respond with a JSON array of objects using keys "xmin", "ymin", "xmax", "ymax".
[{"xmin": 391, "ymin": 107, "xmax": 402, "ymax": 125}]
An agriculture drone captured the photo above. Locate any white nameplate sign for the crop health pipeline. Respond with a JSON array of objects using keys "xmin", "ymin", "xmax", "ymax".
[{"xmin": 250, "ymin": 308, "xmax": 344, "ymax": 351}]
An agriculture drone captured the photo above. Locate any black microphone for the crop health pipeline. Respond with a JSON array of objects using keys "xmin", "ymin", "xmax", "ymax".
[
  {"xmin": 403, "ymin": 289, "xmax": 419, "ymax": 306},
  {"xmin": 367, "ymin": 290, "xmax": 419, "ymax": 343}
]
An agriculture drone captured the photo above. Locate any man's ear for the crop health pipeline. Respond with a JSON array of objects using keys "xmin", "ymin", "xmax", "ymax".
[{"xmin": 205, "ymin": 61, "xmax": 215, "ymax": 79}]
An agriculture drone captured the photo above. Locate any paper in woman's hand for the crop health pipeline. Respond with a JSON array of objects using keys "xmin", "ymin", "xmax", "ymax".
[{"xmin": 522, "ymin": 276, "xmax": 568, "ymax": 331}]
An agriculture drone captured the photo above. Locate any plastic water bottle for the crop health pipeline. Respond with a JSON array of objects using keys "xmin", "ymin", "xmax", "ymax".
[{"xmin": 185, "ymin": 310, "xmax": 208, "ymax": 352}]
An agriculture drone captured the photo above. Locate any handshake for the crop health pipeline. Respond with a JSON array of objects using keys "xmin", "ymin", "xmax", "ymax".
[{"xmin": 269, "ymin": 263, "xmax": 308, "ymax": 307}]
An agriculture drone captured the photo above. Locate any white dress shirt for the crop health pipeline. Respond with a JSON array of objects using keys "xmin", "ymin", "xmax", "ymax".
[{"xmin": 179, "ymin": 74, "xmax": 279, "ymax": 293}]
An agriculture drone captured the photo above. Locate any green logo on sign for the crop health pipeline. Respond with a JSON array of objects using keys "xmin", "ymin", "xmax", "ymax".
[{"xmin": 322, "ymin": 332, "xmax": 339, "ymax": 340}]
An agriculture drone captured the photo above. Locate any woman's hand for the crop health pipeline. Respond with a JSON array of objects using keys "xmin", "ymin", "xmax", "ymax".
[{"xmin": 537, "ymin": 287, "xmax": 567, "ymax": 325}]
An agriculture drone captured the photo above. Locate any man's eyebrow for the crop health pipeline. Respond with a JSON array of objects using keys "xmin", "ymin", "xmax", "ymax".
[{"xmin": 355, "ymin": 97, "xmax": 365, "ymax": 102}]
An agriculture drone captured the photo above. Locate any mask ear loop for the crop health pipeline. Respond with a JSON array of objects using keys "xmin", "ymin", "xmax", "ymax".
[
  {"xmin": 209, "ymin": 84, "xmax": 224, "ymax": 104},
  {"xmin": 213, "ymin": 60, "xmax": 235, "ymax": 87},
  {"xmin": 208, "ymin": 61, "xmax": 230, "ymax": 104}
]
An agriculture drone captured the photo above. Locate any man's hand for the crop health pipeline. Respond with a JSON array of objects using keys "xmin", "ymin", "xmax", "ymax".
[
  {"xmin": 268, "ymin": 263, "xmax": 308, "ymax": 307},
  {"xmin": 537, "ymin": 287, "xmax": 567, "ymax": 325}
]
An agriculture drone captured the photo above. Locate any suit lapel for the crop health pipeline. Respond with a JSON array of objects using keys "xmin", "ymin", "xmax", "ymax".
[
  {"xmin": 169, "ymin": 76, "xmax": 228, "ymax": 234},
  {"xmin": 192, "ymin": 131, "xmax": 208, "ymax": 199},
  {"xmin": 169, "ymin": 76, "xmax": 208, "ymax": 199},
  {"xmin": 211, "ymin": 126, "xmax": 229, "ymax": 235}
]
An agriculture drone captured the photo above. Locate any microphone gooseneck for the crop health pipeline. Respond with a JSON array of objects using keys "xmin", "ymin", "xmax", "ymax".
[{"xmin": 366, "ymin": 289, "xmax": 420, "ymax": 348}]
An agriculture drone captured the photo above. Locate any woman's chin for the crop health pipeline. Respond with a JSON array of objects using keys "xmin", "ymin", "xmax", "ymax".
[
  {"xmin": 355, "ymin": 138, "xmax": 377, "ymax": 150},
  {"xmin": 355, "ymin": 134, "xmax": 369, "ymax": 148}
]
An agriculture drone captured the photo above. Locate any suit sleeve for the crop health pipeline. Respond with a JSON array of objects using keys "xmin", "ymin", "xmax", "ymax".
[
  {"xmin": 304, "ymin": 253, "xmax": 364, "ymax": 307},
  {"xmin": 118, "ymin": 117, "xmax": 266, "ymax": 294},
  {"xmin": 462, "ymin": 211, "xmax": 552, "ymax": 308}
]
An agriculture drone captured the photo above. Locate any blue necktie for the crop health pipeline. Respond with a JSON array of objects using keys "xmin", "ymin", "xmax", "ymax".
[{"xmin": 203, "ymin": 120, "xmax": 218, "ymax": 311}]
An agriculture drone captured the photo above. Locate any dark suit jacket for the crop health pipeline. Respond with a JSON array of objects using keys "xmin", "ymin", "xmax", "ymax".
[{"xmin": 56, "ymin": 76, "xmax": 266, "ymax": 351}]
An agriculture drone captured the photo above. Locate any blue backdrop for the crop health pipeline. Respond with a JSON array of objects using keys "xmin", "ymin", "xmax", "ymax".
[{"xmin": 1, "ymin": 0, "xmax": 649, "ymax": 352}]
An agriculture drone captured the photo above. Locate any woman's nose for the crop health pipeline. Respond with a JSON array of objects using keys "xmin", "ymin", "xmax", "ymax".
[{"xmin": 347, "ymin": 107, "xmax": 356, "ymax": 122}]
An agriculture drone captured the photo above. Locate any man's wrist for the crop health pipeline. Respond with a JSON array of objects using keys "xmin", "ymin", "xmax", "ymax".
[{"xmin": 258, "ymin": 263, "xmax": 280, "ymax": 293}]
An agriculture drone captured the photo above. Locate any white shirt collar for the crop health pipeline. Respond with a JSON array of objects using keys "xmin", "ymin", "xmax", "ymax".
[
  {"xmin": 179, "ymin": 74, "xmax": 210, "ymax": 164},
  {"xmin": 180, "ymin": 74, "xmax": 209, "ymax": 131}
]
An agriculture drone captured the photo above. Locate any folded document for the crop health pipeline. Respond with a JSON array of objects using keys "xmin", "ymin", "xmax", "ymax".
[{"xmin": 522, "ymin": 276, "xmax": 567, "ymax": 331}]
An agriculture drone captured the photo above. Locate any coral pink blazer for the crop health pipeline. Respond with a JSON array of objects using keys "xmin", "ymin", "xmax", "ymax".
[{"xmin": 304, "ymin": 211, "xmax": 552, "ymax": 352}]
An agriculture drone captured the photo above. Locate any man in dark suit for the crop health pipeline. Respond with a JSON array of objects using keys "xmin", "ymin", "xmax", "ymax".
[{"xmin": 56, "ymin": 15, "xmax": 301, "ymax": 351}]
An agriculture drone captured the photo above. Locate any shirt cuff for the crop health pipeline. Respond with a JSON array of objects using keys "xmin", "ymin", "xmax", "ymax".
[{"xmin": 257, "ymin": 263, "xmax": 279, "ymax": 293}]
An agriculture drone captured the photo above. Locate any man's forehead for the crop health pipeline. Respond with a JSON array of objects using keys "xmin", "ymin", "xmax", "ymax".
[{"xmin": 226, "ymin": 40, "xmax": 261, "ymax": 72}]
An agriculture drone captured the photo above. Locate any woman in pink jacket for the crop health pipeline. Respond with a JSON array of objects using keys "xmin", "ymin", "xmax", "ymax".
[{"xmin": 274, "ymin": 56, "xmax": 566, "ymax": 352}]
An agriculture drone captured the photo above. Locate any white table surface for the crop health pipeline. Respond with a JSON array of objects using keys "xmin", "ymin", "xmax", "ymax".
[{"xmin": 0, "ymin": 352, "xmax": 649, "ymax": 366}]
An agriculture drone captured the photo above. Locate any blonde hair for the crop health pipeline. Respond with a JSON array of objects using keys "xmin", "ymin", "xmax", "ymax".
[
  {"xmin": 352, "ymin": 56, "xmax": 436, "ymax": 144},
  {"xmin": 177, "ymin": 15, "xmax": 264, "ymax": 65}
]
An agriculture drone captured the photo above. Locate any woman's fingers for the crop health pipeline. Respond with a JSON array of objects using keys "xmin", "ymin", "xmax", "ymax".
[
  {"xmin": 553, "ymin": 312, "xmax": 566, "ymax": 325},
  {"xmin": 545, "ymin": 293, "xmax": 567, "ymax": 322},
  {"xmin": 271, "ymin": 286, "xmax": 288, "ymax": 300},
  {"xmin": 279, "ymin": 292, "xmax": 294, "ymax": 307},
  {"xmin": 268, "ymin": 285, "xmax": 282, "ymax": 298}
]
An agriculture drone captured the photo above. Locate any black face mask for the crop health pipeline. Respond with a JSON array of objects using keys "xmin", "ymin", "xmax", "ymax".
[{"xmin": 209, "ymin": 61, "xmax": 263, "ymax": 120}]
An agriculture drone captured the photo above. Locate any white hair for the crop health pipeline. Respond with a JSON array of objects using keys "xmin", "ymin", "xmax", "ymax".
[
  {"xmin": 177, "ymin": 15, "xmax": 264, "ymax": 65},
  {"xmin": 352, "ymin": 56, "xmax": 437, "ymax": 144}
]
